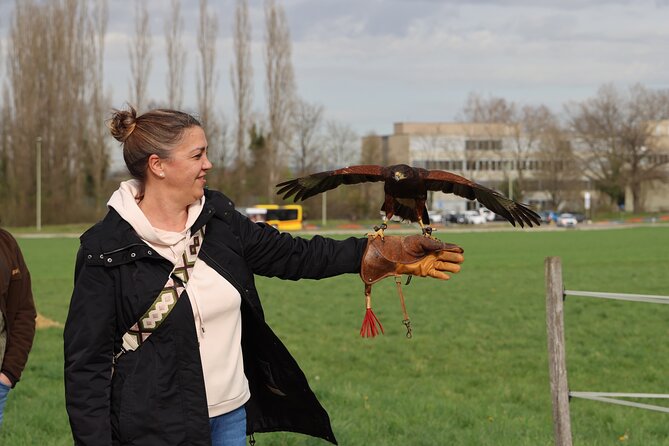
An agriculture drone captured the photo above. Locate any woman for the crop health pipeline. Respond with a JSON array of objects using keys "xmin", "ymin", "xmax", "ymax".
[{"xmin": 64, "ymin": 106, "xmax": 464, "ymax": 445}]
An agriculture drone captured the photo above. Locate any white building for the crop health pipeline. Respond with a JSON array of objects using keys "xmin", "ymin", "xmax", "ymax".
[{"xmin": 362, "ymin": 121, "xmax": 669, "ymax": 213}]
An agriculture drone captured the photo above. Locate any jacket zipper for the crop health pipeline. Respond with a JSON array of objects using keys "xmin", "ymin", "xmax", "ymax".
[
  {"xmin": 199, "ymin": 247, "xmax": 265, "ymax": 320},
  {"xmin": 199, "ymin": 248, "xmax": 249, "ymax": 303},
  {"xmin": 102, "ymin": 243, "xmax": 150, "ymax": 256},
  {"xmin": 199, "ymin": 247, "xmax": 263, "ymax": 443}
]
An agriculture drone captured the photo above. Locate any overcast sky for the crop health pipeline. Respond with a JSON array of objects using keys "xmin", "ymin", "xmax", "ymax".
[{"xmin": 1, "ymin": 0, "xmax": 669, "ymax": 136}]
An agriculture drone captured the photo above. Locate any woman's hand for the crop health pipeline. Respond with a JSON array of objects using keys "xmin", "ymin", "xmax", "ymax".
[{"xmin": 0, "ymin": 372, "xmax": 13, "ymax": 387}]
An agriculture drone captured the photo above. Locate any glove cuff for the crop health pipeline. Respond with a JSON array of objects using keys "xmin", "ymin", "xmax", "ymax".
[{"xmin": 360, "ymin": 237, "xmax": 399, "ymax": 285}]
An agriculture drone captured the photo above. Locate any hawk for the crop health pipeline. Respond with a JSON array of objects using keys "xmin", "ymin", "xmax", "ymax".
[{"xmin": 276, "ymin": 164, "xmax": 540, "ymax": 236}]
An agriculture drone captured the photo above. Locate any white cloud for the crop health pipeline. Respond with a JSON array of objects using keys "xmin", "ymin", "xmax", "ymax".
[{"xmin": 0, "ymin": 0, "xmax": 668, "ymax": 135}]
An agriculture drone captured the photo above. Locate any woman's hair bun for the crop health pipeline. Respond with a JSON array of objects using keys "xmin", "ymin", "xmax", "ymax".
[{"xmin": 108, "ymin": 106, "xmax": 138, "ymax": 143}]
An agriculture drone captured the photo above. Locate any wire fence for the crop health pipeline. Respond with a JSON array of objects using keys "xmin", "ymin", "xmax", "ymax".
[{"xmin": 545, "ymin": 257, "xmax": 669, "ymax": 446}]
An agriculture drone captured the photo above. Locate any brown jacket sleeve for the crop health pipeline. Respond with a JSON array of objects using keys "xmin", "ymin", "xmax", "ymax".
[{"xmin": 0, "ymin": 229, "xmax": 37, "ymax": 386}]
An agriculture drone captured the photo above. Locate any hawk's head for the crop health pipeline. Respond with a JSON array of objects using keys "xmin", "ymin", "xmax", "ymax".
[
  {"xmin": 392, "ymin": 164, "xmax": 413, "ymax": 182},
  {"xmin": 393, "ymin": 171, "xmax": 406, "ymax": 182}
]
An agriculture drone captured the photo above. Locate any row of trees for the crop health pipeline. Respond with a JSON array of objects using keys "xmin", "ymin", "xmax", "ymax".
[
  {"xmin": 0, "ymin": 0, "xmax": 359, "ymax": 226},
  {"xmin": 568, "ymin": 84, "xmax": 669, "ymax": 212},
  {"xmin": 457, "ymin": 84, "xmax": 669, "ymax": 212},
  {"xmin": 0, "ymin": 0, "xmax": 667, "ymax": 226},
  {"xmin": 0, "ymin": 0, "xmax": 110, "ymax": 225}
]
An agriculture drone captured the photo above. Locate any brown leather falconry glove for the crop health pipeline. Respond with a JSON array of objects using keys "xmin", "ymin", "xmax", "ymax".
[
  {"xmin": 359, "ymin": 235, "xmax": 465, "ymax": 338},
  {"xmin": 361, "ymin": 235, "xmax": 464, "ymax": 283}
]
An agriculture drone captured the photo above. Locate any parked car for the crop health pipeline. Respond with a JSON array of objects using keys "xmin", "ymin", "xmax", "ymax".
[
  {"xmin": 538, "ymin": 211, "xmax": 552, "ymax": 224},
  {"xmin": 479, "ymin": 208, "xmax": 496, "ymax": 222},
  {"xmin": 556, "ymin": 213, "xmax": 578, "ymax": 227},
  {"xmin": 428, "ymin": 210, "xmax": 443, "ymax": 224},
  {"xmin": 538, "ymin": 210, "xmax": 559, "ymax": 224},
  {"xmin": 443, "ymin": 211, "xmax": 460, "ymax": 224},
  {"xmin": 462, "ymin": 210, "xmax": 487, "ymax": 225},
  {"xmin": 571, "ymin": 212, "xmax": 586, "ymax": 223},
  {"xmin": 491, "ymin": 211, "xmax": 507, "ymax": 222}
]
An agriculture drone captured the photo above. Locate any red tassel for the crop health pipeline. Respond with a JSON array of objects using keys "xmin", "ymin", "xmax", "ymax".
[
  {"xmin": 360, "ymin": 286, "xmax": 384, "ymax": 337},
  {"xmin": 360, "ymin": 307, "xmax": 384, "ymax": 337}
]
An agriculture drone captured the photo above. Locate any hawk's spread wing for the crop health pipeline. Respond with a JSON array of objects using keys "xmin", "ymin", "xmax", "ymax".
[
  {"xmin": 421, "ymin": 169, "xmax": 541, "ymax": 228},
  {"xmin": 277, "ymin": 165, "xmax": 386, "ymax": 202}
]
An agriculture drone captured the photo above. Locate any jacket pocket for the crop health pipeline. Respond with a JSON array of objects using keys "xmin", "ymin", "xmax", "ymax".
[
  {"xmin": 257, "ymin": 358, "xmax": 287, "ymax": 397},
  {"xmin": 111, "ymin": 349, "xmax": 140, "ymax": 443}
]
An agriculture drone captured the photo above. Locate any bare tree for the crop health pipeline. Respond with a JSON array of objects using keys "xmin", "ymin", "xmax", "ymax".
[
  {"xmin": 325, "ymin": 120, "xmax": 358, "ymax": 169},
  {"xmin": 85, "ymin": 0, "xmax": 110, "ymax": 211},
  {"xmin": 218, "ymin": 114, "xmax": 233, "ymax": 170},
  {"xmin": 4, "ymin": 0, "xmax": 101, "ymax": 225},
  {"xmin": 460, "ymin": 93, "xmax": 557, "ymax": 200},
  {"xmin": 287, "ymin": 100, "xmax": 323, "ymax": 220},
  {"xmin": 291, "ymin": 99, "xmax": 323, "ymax": 175},
  {"xmin": 0, "ymin": 49, "xmax": 7, "ymax": 208},
  {"xmin": 459, "ymin": 93, "xmax": 514, "ymax": 123},
  {"xmin": 129, "ymin": 0, "xmax": 152, "ymax": 113},
  {"xmin": 0, "ymin": 88, "xmax": 11, "ymax": 211},
  {"xmin": 231, "ymin": 0, "xmax": 253, "ymax": 170},
  {"xmin": 247, "ymin": 119, "xmax": 269, "ymax": 201},
  {"xmin": 165, "ymin": 0, "xmax": 186, "ymax": 109},
  {"xmin": 567, "ymin": 83, "xmax": 669, "ymax": 211},
  {"xmin": 196, "ymin": 0, "xmax": 219, "ymax": 140},
  {"xmin": 5, "ymin": 1, "xmax": 40, "ymax": 222},
  {"xmin": 535, "ymin": 121, "xmax": 580, "ymax": 210},
  {"xmin": 457, "ymin": 94, "xmax": 510, "ymax": 187},
  {"xmin": 264, "ymin": 0, "xmax": 296, "ymax": 200},
  {"xmin": 511, "ymin": 104, "xmax": 560, "ymax": 198},
  {"xmin": 352, "ymin": 133, "xmax": 384, "ymax": 218}
]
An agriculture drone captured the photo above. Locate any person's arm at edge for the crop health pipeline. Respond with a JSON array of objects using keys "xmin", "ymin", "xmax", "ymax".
[{"xmin": 0, "ymin": 232, "xmax": 36, "ymax": 387}]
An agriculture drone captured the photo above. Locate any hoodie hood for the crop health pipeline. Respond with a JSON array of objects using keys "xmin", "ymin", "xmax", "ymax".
[{"xmin": 107, "ymin": 180, "xmax": 204, "ymax": 262}]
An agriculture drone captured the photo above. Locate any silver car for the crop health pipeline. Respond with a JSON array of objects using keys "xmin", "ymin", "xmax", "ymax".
[{"xmin": 556, "ymin": 213, "xmax": 578, "ymax": 227}]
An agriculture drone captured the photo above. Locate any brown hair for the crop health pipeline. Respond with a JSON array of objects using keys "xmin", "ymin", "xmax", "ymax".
[{"xmin": 107, "ymin": 106, "xmax": 202, "ymax": 180}]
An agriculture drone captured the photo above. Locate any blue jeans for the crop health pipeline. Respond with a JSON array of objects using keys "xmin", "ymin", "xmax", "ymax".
[
  {"xmin": 0, "ymin": 381, "xmax": 10, "ymax": 428},
  {"xmin": 209, "ymin": 405, "xmax": 247, "ymax": 446}
]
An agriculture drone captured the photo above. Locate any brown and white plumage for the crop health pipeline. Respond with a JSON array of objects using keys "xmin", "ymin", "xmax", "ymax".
[{"xmin": 277, "ymin": 164, "xmax": 540, "ymax": 230}]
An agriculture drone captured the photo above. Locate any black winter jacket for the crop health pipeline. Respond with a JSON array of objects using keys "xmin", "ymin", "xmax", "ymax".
[{"xmin": 64, "ymin": 189, "xmax": 367, "ymax": 445}]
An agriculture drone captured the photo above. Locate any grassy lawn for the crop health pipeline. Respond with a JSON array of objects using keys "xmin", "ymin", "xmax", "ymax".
[{"xmin": 2, "ymin": 226, "xmax": 668, "ymax": 445}]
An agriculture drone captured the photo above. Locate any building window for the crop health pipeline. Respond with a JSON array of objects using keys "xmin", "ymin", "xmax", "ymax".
[
  {"xmin": 465, "ymin": 139, "xmax": 502, "ymax": 151},
  {"xmin": 420, "ymin": 160, "xmax": 470, "ymax": 171},
  {"xmin": 412, "ymin": 159, "xmax": 499, "ymax": 171}
]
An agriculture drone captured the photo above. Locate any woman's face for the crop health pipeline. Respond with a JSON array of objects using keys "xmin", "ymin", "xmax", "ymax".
[{"xmin": 160, "ymin": 126, "xmax": 213, "ymax": 205}]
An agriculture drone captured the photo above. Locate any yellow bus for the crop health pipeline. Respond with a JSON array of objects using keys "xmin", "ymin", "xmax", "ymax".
[{"xmin": 247, "ymin": 204, "xmax": 303, "ymax": 231}]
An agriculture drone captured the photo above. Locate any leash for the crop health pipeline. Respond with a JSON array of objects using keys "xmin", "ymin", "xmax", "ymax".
[{"xmin": 395, "ymin": 276, "xmax": 412, "ymax": 338}]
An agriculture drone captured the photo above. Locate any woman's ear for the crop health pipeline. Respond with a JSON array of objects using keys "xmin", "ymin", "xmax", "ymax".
[{"xmin": 147, "ymin": 154, "xmax": 165, "ymax": 178}]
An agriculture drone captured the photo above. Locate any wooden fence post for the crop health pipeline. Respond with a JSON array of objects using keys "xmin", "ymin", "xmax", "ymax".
[{"xmin": 545, "ymin": 256, "xmax": 573, "ymax": 446}]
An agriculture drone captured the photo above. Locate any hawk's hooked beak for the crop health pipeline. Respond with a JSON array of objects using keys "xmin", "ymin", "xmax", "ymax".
[{"xmin": 393, "ymin": 172, "xmax": 406, "ymax": 181}]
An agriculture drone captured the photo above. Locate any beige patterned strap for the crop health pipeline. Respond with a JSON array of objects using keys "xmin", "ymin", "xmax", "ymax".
[{"xmin": 118, "ymin": 228, "xmax": 204, "ymax": 356}]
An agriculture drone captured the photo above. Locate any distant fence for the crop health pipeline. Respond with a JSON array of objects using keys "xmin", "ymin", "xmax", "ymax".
[{"xmin": 544, "ymin": 257, "xmax": 669, "ymax": 446}]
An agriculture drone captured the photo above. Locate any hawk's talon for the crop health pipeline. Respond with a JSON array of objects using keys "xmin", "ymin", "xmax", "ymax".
[
  {"xmin": 367, "ymin": 223, "xmax": 388, "ymax": 240},
  {"xmin": 421, "ymin": 225, "xmax": 439, "ymax": 240}
]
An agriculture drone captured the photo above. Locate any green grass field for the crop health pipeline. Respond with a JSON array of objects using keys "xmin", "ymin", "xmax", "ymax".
[{"xmin": 2, "ymin": 226, "xmax": 669, "ymax": 445}]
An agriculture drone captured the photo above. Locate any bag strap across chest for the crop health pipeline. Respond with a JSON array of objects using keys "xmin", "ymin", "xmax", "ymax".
[{"xmin": 115, "ymin": 228, "xmax": 205, "ymax": 359}]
